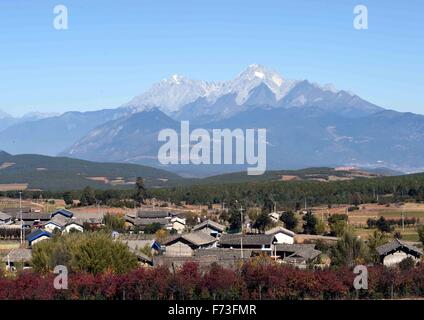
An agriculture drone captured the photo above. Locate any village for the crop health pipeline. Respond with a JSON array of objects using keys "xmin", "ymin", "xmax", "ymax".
[{"xmin": 1, "ymin": 195, "xmax": 423, "ymax": 273}]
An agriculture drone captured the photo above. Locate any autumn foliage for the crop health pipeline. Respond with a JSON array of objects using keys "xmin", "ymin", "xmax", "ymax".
[{"xmin": 1, "ymin": 261, "xmax": 424, "ymax": 300}]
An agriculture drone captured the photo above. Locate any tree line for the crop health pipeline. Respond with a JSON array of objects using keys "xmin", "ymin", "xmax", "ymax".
[{"xmin": 3, "ymin": 173, "xmax": 424, "ymax": 210}]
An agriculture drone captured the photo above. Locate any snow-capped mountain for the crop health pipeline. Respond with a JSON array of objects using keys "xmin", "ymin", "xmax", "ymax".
[
  {"xmin": 2, "ymin": 64, "xmax": 420, "ymax": 175},
  {"xmin": 122, "ymin": 64, "xmax": 297, "ymax": 114},
  {"xmin": 220, "ymin": 64, "xmax": 298, "ymax": 104},
  {"xmin": 122, "ymin": 75, "xmax": 219, "ymax": 113},
  {"xmin": 122, "ymin": 64, "xmax": 382, "ymax": 121}
]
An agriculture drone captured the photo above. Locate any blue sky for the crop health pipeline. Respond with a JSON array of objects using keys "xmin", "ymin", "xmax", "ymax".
[{"xmin": 0, "ymin": 0, "xmax": 423, "ymax": 116}]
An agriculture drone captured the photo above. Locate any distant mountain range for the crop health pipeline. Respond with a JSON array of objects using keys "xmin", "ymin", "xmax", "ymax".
[
  {"xmin": 0, "ymin": 110, "xmax": 59, "ymax": 131},
  {"xmin": 1, "ymin": 64, "xmax": 423, "ymax": 176}
]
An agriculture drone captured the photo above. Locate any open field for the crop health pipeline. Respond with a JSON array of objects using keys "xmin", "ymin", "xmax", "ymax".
[
  {"xmin": 0, "ymin": 197, "xmax": 59, "ymax": 213},
  {"xmin": 311, "ymin": 202, "xmax": 424, "ymax": 242},
  {"xmin": 0, "ymin": 241, "xmax": 20, "ymax": 251},
  {"xmin": 313, "ymin": 202, "xmax": 424, "ymax": 225},
  {"xmin": 0, "ymin": 183, "xmax": 28, "ymax": 191},
  {"xmin": 354, "ymin": 226, "xmax": 420, "ymax": 242}
]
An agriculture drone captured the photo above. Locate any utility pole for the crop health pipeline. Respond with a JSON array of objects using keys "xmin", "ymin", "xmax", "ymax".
[
  {"xmin": 239, "ymin": 204, "xmax": 245, "ymax": 259},
  {"xmin": 401, "ymin": 209, "xmax": 405, "ymax": 231},
  {"xmin": 19, "ymin": 192, "xmax": 23, "ymax": 245}
]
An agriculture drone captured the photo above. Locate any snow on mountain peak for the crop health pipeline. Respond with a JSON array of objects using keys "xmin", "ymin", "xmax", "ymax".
[
  {"xmin": 121, "ymin": 64, "xmax": 352, "ymax": 114},
  {"xmin": 169, "ymin": 74, "xmax": 184, "ymax": 84},
  {"xmin": 228, "ymin": 64, "xmax": 297, "ymax": 104},
  {"xmin": 123, "ymin": 74, "xmax": 216, "ymax": 113}
]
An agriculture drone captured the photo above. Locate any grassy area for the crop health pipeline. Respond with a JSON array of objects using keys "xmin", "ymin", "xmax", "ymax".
[
  {"xmin": 378, "ymin": 210, "xmax": 424, "ymax": 218},
  {"xmin": 354, "ymin": 226, "xmax": 421, "ymax": 242},
  {"xmin": 400, "ymin": 233, "xmax": 420, "ymax": 242},
  {"xmin": 0, "ymin": 241, "xmax": 20, "ymax": 250}
]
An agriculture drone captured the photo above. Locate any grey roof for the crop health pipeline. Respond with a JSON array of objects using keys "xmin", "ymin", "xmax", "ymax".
[
  {"xmin": 274, "ymin": 243, "xmax": 316, "ymax": 253},
  {"xmin": 137, "ymin": 210, "xmax": 172, "ymax": 219},
  {"xmin": 153, "ymin": 255, "xmax": 219, "ymax": 269},
  {"xmin": 192, "ymin": 220, "xmax": 226, "ymax": 232},
  {"xmin": 124, "ymin": 214, "xmax": 136, "ymax": 224},
  {"xmin": 65, "ymin": 218, "xmax": 84, "ymax": 228},
  {"xmin": 376, "ymin": 239, "xmax": 423, "ymax": 257},
  {"xmin": 195, "ymin": 248, "xmax": 254, "ymax": 260},
  {"xmin": 125, "ymin": 214, "xmax": 170, "ymax": 227},
  {"xmin": 2, "ymin": 207, "xmax": 32, "ymax": 214},
  {"xmin": 0, "ymin": 212, "xmax": 12, "ymax": 221},
  {"xmin": 162, "ymin": 231, "xmax": 217, "ymax": 246},
  {"xmin": 275, "ymin": 243, "xmax": 321, "ymax": 263},
  {"xmin": 135, "ymin": 252, "xmax": 153, "ymax": 264},
  {"xmin": 134, "ymin": 218, "xmax": 170, "ymax": 226},
  {"xmin": 121, "ymin": 239, "xmax": 156, "ymax": 251},
  {"xmin": 46, "ymin": 214, "xmax": 71, "ymax": 228},
  {"xmin": 2, "ymin": 248, "xmax": 32, "ymax": 263},
  {"xmin": 287, "ymin": 248, "xmax": 321, "ymax": 260},
  {"xmin": 219, "ymin": 234, "xmax": 274, "ymax": 247},
  {"xmin": 9, "ymin": 212, "xmax": 51, "ymax": 221},
  {"xmin": 265, "ymin": 226, "xmax": 295, "ymax": 237}
]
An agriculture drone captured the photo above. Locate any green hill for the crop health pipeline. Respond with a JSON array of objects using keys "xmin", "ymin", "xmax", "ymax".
[
  {"xmin": 198, "ymin": 167, "xmax": 382, "ymax": 184},
  {"xmin": 0, "ymin": 151, "xmax": 392, "ymax": 191},
  {"xmin": 0, "ymin": 151, "xmax": 183, "ymax": 191}
]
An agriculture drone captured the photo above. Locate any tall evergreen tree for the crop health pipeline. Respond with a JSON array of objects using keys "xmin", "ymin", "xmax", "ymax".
[{"xmin": 134, "ymin": 177, "xmax": 147, "ymax": 206}]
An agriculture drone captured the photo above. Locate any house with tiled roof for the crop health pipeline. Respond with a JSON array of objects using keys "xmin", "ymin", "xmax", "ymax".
[
  {"xmin": 218, "ymin": 234, "xmax": 276, "ymax": 252},
  {"xmin": 26, "ymin": 229, "xmax": 52, "ymax": 246},
  {"xmin": 192, "ymin": 219, "xmax": 226, "ymax": 237},
  {"xmin": 161, "ymin": 232, "xmax": 218, "ymax": 256},
  {"xmin": 376, "ymin": 239, "xmax": 423, "ymax": 266},
  {"xmin": 51, "ymin": 209, "xmax": 74, "ymax": 219},
  {"xmin": 265, "ymin": 226, "xmax": 295, "ymax": 244}
]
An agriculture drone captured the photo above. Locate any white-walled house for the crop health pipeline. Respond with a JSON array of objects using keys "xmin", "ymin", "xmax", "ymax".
[
  {"xmin": 43, "ymin": 215, "xmax": 69, "ymax": 233},
  {"xmin": 63, "ymin": 221, "xmax": 84, "ymax": 233},
  {"xmin": 162, "ymin": 232, "xmax": 218, "ymax": 256},
  {"xmin": 265, "ymin": 226, "xmax": 295, "ymax": 244},
  {"xmin": 44, "ymin": 221, "xmax": 62, "ymax": 233},
  {"xmin": 377, "ymin": 239, "xmax": 423, "ymax": 266},
  {"xmin": 171, "ymin": 217, "xmax": 186, "ymax": 233},
  {"xmin": 26, "ymin": 229, "xmax": 52, "ymax": 247},
  {"xmin": 192, "ymin": 220, "xmax": 226, "ymax": 238},
  {"xmin": 43, "ymin": 215, "xmax": 84, "ymax": 233}
]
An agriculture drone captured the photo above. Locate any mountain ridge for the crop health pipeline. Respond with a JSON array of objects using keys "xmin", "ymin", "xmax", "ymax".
[{"xmin": 1, "ymin": 64, "xmax": 422, "ymax": 176}]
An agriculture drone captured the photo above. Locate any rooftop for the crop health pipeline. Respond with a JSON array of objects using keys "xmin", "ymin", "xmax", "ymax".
[
  {"xmin": 26, "ymin": 229, "xmax": 52, "ymax": 242},
  {"xmin": 265, "ymin": 226, "xmax": 295, "ymax": 237},
  {"xmin": 192, "ymin": 220, "xmax": 226, "ymax": 232},
  {"xmin": 376, "ymin": 239, "xmax": 423, "ymax": 257},
  {"xmin": 219, "ymin": 234, "xmax": 275, "ymax": 246},
  {"xmin": 137, "ymin": 210, "xmax": 173, "ymax": 219},
  {"xmin": 162, "ymin": 231, "xmax": 217, "ymax": 246},
  {"xmin": 0, "ymin": 212, "xmax": 12, "ymax": 220}
]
